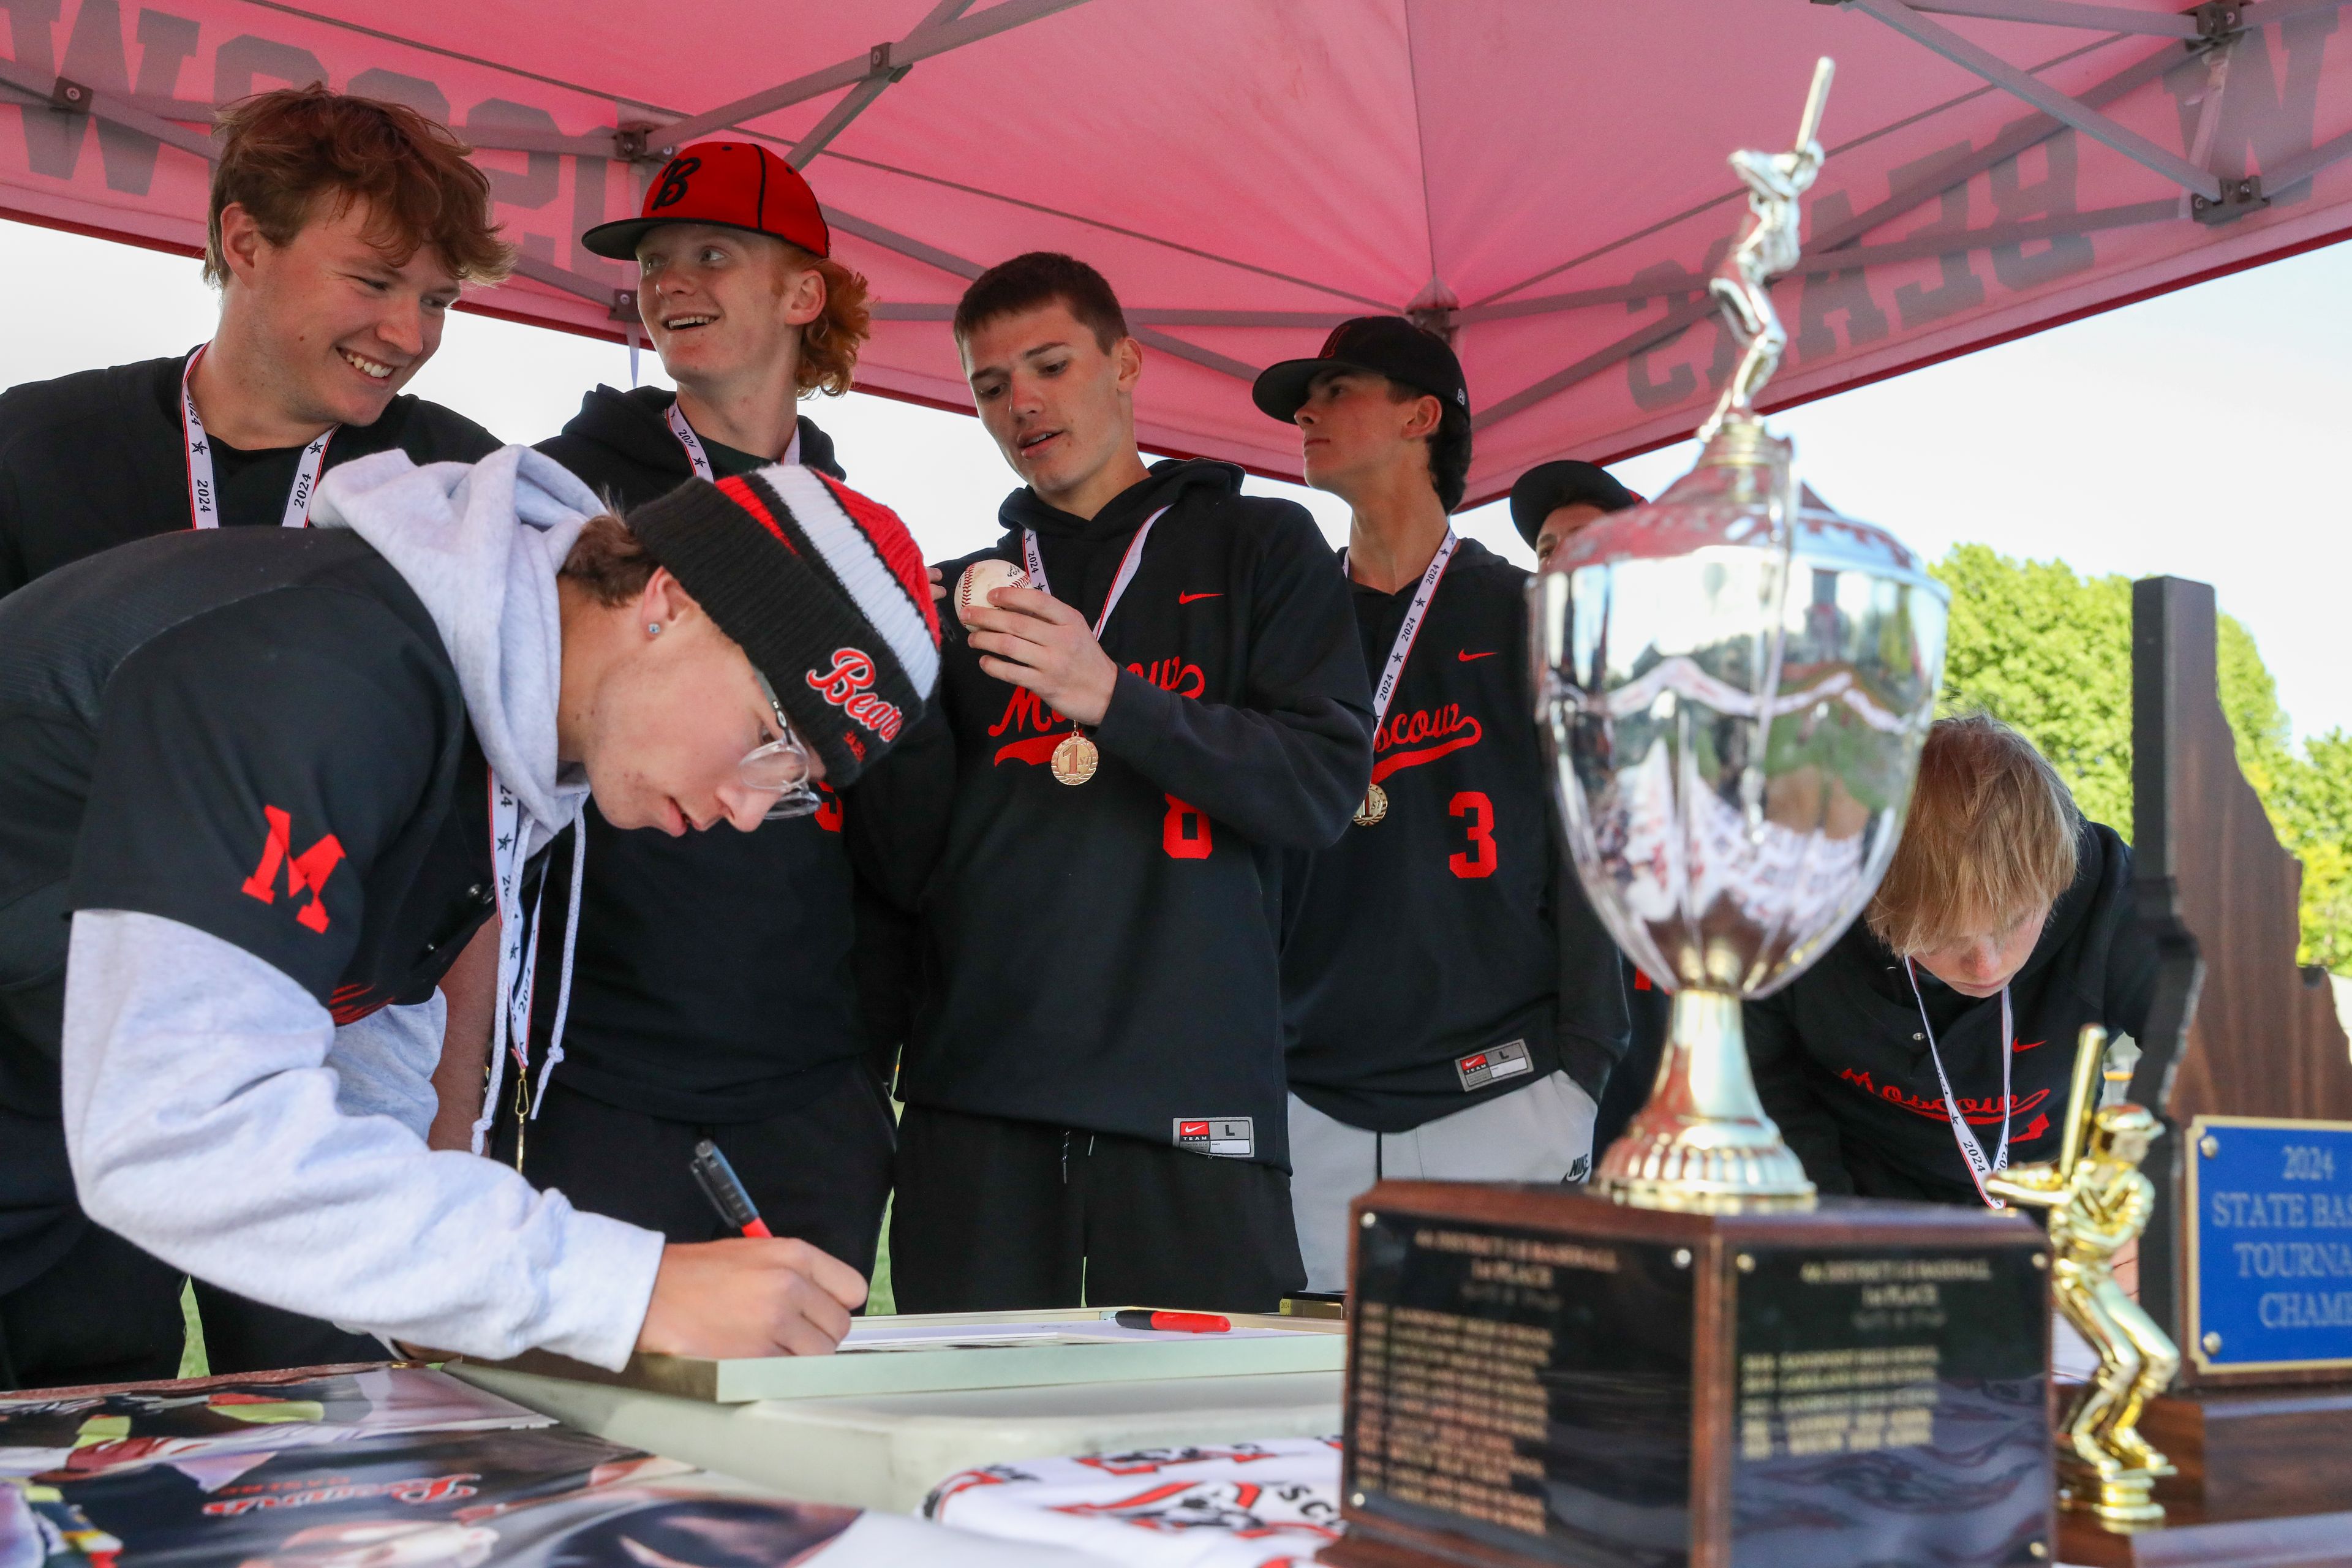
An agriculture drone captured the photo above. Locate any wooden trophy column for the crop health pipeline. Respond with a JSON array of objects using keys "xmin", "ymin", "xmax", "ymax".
[{"xmin": 2060, "ymin": 577, "xmax": 2352, "ymax": 1567}]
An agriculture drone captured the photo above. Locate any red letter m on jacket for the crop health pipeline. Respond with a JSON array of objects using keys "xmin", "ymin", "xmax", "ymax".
[{"xmin": 240, "ymin": 805, "xmax": 345, "ymax": 933}]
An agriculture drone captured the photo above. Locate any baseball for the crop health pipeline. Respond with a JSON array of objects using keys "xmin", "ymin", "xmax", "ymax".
[{"xmin": 954, "ymin": 559, "xmax": 1029, "ymax": 627}]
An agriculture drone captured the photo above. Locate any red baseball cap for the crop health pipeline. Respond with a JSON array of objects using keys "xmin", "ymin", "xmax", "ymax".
[{"xmin": 581, "ymin": 140, "xmax": 830, "ymax": 260}]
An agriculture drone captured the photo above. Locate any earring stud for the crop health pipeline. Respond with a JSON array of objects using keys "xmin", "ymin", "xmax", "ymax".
[{"xmin": 646, "ymin": 622, "xmax": 663, "ymax": 636}]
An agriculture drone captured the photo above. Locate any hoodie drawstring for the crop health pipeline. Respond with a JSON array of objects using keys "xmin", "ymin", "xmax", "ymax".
[
  {"xmin": 469, "ymin": 774, "xmax": 574, "ymax": 1158},
  {"xmin": 528, "ymin": 821, "xmax": 589, "ymax": 1121}
]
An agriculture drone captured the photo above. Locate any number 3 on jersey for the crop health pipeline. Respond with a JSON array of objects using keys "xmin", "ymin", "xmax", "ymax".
[{"xmin": 1449, "ymin": 791, "xmax": 1496, "ymax": 879}]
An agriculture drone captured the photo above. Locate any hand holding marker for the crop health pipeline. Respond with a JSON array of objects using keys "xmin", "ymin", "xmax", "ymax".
[
  {"xmin": 692, "ymin": 1141, "xmax": 1223, "ymax": 1335},
  {"xmin": 690, "ymin": 1139, "xmax": 772, "ymax": 1238}
]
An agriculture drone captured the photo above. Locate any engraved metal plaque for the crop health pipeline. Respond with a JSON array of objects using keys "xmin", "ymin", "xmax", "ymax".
[
  {"xmin": 1337, "ymin": 1191, "xmax": 2051, "ymax": 1568},
  {"xmin": 1346, "ymin": 1212, "xmax": 1696, "ymax": 1567},
  {"xmin": 2184, "ymin": 1114, "xmax": 2352, "ymax": 1378},
  {"xmin": 1728, "ymin": 1247, "xmax": 2049, "ymax": 1567}
]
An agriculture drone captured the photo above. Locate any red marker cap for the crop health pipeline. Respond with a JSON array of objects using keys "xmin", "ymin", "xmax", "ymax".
[{"xmin": 1110, "ymin": 1310, "xmax": 1231, "ymax": 1333}]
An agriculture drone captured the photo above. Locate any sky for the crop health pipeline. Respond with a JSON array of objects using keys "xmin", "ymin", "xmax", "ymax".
[{"xmin": 5, "ymin": 216, "xmax": 2347, "ymax": 742}]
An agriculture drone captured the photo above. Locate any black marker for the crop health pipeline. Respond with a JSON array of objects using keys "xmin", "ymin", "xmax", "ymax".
[{"xmin": 690, "ymin": 1139, "xmax": 771, "ymax": 1238}]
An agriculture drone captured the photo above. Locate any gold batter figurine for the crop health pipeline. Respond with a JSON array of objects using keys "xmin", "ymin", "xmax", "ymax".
[{"xmin": 1985, "ymin": 1027, "xmax": 2181, "ymax": 1531}]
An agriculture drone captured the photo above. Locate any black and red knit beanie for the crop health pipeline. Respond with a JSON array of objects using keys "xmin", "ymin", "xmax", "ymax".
[{"xmin": 624, "ymin": 464, "xmax": 940, "ymax": 788}]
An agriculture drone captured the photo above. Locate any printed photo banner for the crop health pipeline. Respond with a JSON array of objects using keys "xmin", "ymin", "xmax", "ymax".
[
  {"xmin": 2, "ymin": 0, "xmax": 2348, "ymax": 498},
  {"xmin": 1, "ymin": 1368, "xmax": 1115, "ymax": 1568}
]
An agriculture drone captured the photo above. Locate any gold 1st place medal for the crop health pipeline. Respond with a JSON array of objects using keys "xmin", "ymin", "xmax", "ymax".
[
  {"xmin": 1050, "ymin": 731, "xmax": 1099, "ymax": 786},
  {"xmin": 1353, "ymin": 781, "xmax": 1388, "ymax": 827}
]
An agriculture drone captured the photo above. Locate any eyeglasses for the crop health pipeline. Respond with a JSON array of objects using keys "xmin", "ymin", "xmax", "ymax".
[{"xmin": 745, "ymin": 671, "xmax": 823, "ymax": 821}]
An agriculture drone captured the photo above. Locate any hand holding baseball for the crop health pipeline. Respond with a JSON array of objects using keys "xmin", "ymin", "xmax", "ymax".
[
  {"xmin": 952, "ymin": 559, "xmax": 1027, "ymax": 627},
  {"xmin": 964, "ymin": 584, "xmax": 1121, "ymax": 729}
]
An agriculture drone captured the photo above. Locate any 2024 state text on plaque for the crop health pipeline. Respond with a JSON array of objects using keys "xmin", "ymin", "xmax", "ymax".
[{"xmin": 2184, "ymin": 1115, "xmax": 2352, "ymax": 1377}]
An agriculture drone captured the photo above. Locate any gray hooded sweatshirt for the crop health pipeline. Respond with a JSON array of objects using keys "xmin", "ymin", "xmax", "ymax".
[{"xmin": 58, "ymin": 447, "xmax": 665, "ymax": 1371}]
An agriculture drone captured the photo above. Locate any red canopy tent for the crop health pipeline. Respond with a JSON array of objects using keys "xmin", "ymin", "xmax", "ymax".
[{"xmin": 4, "ymin": 0, "xmax": 2347, "ymax": 503}]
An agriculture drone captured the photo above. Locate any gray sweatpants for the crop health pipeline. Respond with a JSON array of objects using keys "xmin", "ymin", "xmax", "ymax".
[{"xmin": 1286, "ymin": 1071, "xmax": 1599, "ymax": 1293}]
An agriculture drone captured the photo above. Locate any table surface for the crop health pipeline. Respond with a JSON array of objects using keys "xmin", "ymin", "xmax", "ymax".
[{"xmin": 453, "ymin": 1361, "xmax": 1344, "ymax": 1513}]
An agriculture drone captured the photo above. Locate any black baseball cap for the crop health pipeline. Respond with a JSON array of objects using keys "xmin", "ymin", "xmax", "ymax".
[
  {"xmin": 1252, "ymin": 315, "xmax": 1469, "ymax": 423},
  {"xmin": 1508, "ymin": 460, "xmax": 1642, "ymax": 549}
]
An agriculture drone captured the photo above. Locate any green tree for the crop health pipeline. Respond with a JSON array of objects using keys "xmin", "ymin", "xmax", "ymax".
[
  {"xmin": 1929, "ymin": 546, "xmax": 2351, "ymax": 973},
  {"xmin": 1931, "ymin": 545, "xmax": 2132, "ymax": 829},
  {"xmin": 2271, "ymin": 730, "xmax": 2352, "ymax": 973}
]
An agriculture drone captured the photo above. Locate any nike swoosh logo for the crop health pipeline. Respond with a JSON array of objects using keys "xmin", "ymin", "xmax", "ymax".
[
  {"xmin": 1457, "ymin": 650, "xmax": 1498, "ymax": 662},
  {"xmin": 1178, "ymin": 592, "xmax": 1222, "ymax": 604}
]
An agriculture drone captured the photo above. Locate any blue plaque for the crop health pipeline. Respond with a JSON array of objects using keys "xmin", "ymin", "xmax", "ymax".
[{"xmin": 2185, "ymin": 1115, "xmax": 2352, "ymax": 1376}]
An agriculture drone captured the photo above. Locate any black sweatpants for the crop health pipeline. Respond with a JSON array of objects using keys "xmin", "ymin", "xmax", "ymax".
[
  {"xmin": 496, "ymin": 1066, "xmax": 895, "ymax": 1278},
  {"xmin": 0, "ymin": 1220, "xmax": 378, "ymax": 1393},
  {"xmin": 890, "ymin": 1104, "xmax": 1305, "ymax": 1315}
]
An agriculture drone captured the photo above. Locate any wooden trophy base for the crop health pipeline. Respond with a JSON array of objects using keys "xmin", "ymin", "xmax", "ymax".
[
  {"xmin": 1326, "ymin": 1180, "xmax": 2052, "ymax": 1568},
  {"xmin": 2057, "ymin": 1384, "xmax": 2352, "ymax": 1567}
]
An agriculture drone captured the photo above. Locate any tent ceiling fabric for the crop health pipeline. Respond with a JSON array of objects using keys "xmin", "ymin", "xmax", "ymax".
[{"xmin": 3, "ymin": 0, "xmax": 2348, "ymax": 503}]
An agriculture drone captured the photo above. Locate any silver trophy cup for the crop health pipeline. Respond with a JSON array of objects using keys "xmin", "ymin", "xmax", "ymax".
[
  {"xmin": 1531, "ymin": 59, "xmax": 1950, "ymax": 1211},
  {"xmin": 1534, "ymin": 428, "xmax": 1948, "ymax": 1210}
]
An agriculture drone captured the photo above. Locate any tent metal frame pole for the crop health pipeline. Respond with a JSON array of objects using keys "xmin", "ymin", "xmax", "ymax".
[
  {"xmin": 1456, "ymin": 198, "xmax": 2175, "ymax": 326},
  {"xmin": 2264, "ymin": 123, "xmax": 2352, "ymax": 188},
  {"xmin": 1467, "ymin": 15, "xmax": 2254, "ymax": 428},
  {"xmin": 2239, "ymin": 0, "xmax": 2352, "ymax": 24},
  {"xmin": 1466, "ymin": 0, "xmax": 2351, "ymax": 430},
  {"xmin": 505, "ymin": 252, "xmax": 636, "ymax": 317},
  {"xmin": 823, "ymin": 206, "xmax": 1263, "ymax": 382},
  {"xmin": 0, "ymin": 62, "xmax": 216, "ymax": 162},
  {"xmin": 788, "ymin": 0, "xmax": 974, "ymax": 168},
  {"xmin": 1454, "ymin": 28, "xmax": 2187, "ymax": 339},
  {"xmin": 459, "ymin": 126, "xmax": 628, "ymax": 159},
  {"xmin": 1844, "ymin": 0, "xmax": 2225, "ymax": 200},
  {"xmin": 880, "ymin": 304, "xmax": 1357, "ymax": 328},
  {"xmin": 1472, "ymin": 298, "xmax": 1717, "ymax": 432},
  {"xmin": 644, "ymin": 0, "xmax": 1093, "ymax": 159},
  {"xmin": 1895, "ymin": 0, "xmax": 2202, "ymax": 35},
  {"xmin": 1806, "ymin": 37, "xmax": 2187, "ymax": 251},
  {"xmin": 1458, "ymin": 34, "xmax": 2188, "ymax": 337},
  {"xmin": 502, "ymin": 187, "xmax": 1265, "ymax": 379}
]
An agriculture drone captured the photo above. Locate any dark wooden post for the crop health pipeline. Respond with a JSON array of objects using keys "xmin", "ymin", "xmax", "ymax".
[{"xmin": 2127, "ymin": 575, "xmax": 2352, "ymax": 1353}]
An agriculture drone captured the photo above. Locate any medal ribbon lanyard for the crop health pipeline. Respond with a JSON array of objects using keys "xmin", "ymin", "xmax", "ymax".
[
  {"xmin": 1020, "ymin": 505, "xmax": 1171, "ymax": 643},
  {"xmin": 1355, "ymin": 529, "xmax": 1459, "ymax": 734},
  {"xmin": 180, "ymin": 345, "xmax": 334, "ymax": 530},
  {"xmin": 1904, "ymin": 959, "xmax": 2016, "ymax": 1208},
  {"xmin": 470, "ymin": 774, "xmax": 552, "ymax": 1158},
  {"xmin": 666, "ymin": 401, "xmax": 713, "ymax": 480},
  {"xmin": 667, "ymin": 401, "xmax": 798, "ymax": 480},
  {"xmin": 1341, "ymin": 530, "xmax": 1457, "ymax": 826}
]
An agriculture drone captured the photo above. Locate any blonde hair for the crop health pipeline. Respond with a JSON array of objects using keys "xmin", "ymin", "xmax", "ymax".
[{"xmin": 1866, "ymin": 712, "xmax": 2081, "ymax": 957}]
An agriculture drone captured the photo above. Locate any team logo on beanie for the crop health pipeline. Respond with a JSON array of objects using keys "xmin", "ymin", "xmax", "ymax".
[
  {"xmin": 627, "ymin": 464, "xmax": 938, "ymax": 790},
  {"xmin": 807, "ymin": 647, "xmax": 904, "ymax": 741}
]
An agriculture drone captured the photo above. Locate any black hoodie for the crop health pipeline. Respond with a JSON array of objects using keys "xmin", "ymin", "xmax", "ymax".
[
  {"xmin": 1282, "ymin": 539, "xmax": 1630, "ymax": 1132},
  {"xmin": 892, "ymin": 460, "xmax": 1374, "ymax": 1169},
  {"xmin": 527, "ymin": 386, "xmax": 919, "ymax": 1120},
  {"xmin": 1746, "ymin": 821, "xmax": 2156, "ymax": 1204},
  {"xmin": 535, "ymin": 384, "xmax": 840, "ymax": 518},
  {"xmin": 0, "ymin": 355, "xmax": 498, "ymax": 596}
]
